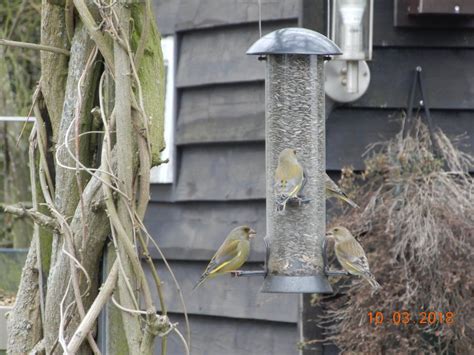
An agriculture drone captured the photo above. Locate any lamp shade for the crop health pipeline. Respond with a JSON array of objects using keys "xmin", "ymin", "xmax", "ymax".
[{"xmin": 331, "ymin": 0, "xmax": 373, "ymax": 61}]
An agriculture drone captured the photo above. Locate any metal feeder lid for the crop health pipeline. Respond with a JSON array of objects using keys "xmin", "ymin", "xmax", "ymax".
[{"xmin": 247, "ymin": 27, "xmax": 342, "ymax": 56}]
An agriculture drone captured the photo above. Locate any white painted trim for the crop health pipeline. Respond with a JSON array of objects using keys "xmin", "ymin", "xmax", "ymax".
[
  {"xmin": 150, "ymin": 36, "xmax": 176, "ymax": 184},
  {"xmin": 0, "ymin": 116, "xmax": 36, "ymax": 122}
]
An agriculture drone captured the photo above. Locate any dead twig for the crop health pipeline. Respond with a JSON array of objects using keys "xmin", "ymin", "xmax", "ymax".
[
  {"xmin": 67, "ymin": 260, "xmax": 119, "ymax": 353},
  {"xmin": 0, "ymin": 38, "xmax": 70, "ymax": 56},
  {"xmin": 2, "ymin": 204, "xmax": 59, "ymax": 231}
]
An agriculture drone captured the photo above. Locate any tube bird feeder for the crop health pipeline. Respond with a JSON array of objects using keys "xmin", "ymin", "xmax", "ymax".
[{"xmin": 247, "ymin": 28, "xmax": 341, "ymax": 293}]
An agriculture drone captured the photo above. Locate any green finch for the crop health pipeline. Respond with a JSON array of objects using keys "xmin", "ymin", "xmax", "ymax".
[
  {"xmin": 326, "ymin": 226, "xmax": 380, "ymax": 290},
  {"xmin": 325, "ymin": 173, "xmax": 359, "ymax": 208},
  {"xmin": 193, "ymin": 225, "xmax": 256, "ymax": 290},
  {"xmin": 274, "ymin": 148, "xmax": 304, "ymax": 212}
]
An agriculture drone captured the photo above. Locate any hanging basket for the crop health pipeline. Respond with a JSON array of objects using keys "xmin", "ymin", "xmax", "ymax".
[{"xmin": 315, "ymin": 115, "xmax": 474, "ymax": 353}]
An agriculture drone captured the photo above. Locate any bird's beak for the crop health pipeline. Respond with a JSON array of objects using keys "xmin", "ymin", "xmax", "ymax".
[
  {"xmin": 325, "ymin": 231, "xmax": 334, "ymax": 239},
  {"xmin": 249, "ymin": 229, "xmax": 257, "ymax": 239}
]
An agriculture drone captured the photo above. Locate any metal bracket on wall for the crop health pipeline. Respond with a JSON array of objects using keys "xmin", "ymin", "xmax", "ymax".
[
  {"xmin": 395, "ymin": 0, "xmax": 474, "ymax": 28},
  {"xmin": 325, "ymin": 60, "xmax": 371, "ymax": 103}
]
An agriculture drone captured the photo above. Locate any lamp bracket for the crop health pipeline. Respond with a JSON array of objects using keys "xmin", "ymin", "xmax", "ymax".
[{"xmin": 325, "ymin": 60, "xmax": 371, "ymax": 103}]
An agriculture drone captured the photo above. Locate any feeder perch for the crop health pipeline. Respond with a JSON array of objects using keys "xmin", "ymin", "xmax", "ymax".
[
  {"xmin": 322, "ymin": 238, "xmax": 350, "ymax": 276},
  {"xmin": 247, "ymin": 28, "xmax": 341, "ymax": 293}
]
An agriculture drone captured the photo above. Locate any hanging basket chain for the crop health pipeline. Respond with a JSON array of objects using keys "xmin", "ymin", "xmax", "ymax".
[{"xmin": 404, "ymin": 66, "xmax": 443, "ymax": 159}]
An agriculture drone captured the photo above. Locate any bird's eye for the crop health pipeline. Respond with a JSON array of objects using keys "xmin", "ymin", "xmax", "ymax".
[{"xmin": 334, "ymin": 228, "xmax": 339, "ymax": 232}]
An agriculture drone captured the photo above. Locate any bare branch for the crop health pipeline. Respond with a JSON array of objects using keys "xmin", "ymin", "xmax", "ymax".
[
  {"xmin": 67, "ymin": 260, "xmax": 119, "ymax": 353},
  {"xmin": 2, "ymin": 204, "xmax": 59, "ymax": 231},
  {"xmin": 0, "ymin": 39, "xmax": 70, "ymax": 56}
]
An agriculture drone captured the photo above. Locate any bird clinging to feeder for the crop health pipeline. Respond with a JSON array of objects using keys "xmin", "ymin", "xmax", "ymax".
[
  {"xmin": 274, "ymin": 148, "xmax": 305, "ymax": 212},
  {"xmin": 274, "ymin": 149, "xmax": 358, "ymax": 211},
  {"xmin": 193, "ymin": 225, "xmax": 257, "ymax": 290},
  {"xmin": 325, "ymin": 174, "xmax": 359, "ymax": 208},
  {"xmin": 326, "ymin": 226, "xmax": 380, "ymax": 290}
]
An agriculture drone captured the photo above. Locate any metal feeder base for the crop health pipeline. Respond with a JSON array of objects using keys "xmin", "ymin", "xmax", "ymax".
[{"xmin": 260, "ymin": 275, "xmax": 333, "ymax": 294}]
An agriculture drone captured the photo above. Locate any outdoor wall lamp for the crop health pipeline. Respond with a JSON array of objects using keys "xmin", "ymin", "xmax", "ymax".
[
  {"xmin": 244, "ymin": 28, "xmax": 341, "ymax": 293},
  {"xmin": 325, "ymin": 0, "xmax": 373, "ymax": 102}
]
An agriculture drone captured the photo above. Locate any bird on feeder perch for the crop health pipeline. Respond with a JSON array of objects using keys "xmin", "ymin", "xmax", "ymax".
[
  {"xmin": 193, "ymin": 225, "xmax": 257, "ymax": 290},
  {"xmin": 274, "ymin": 149, "xmax": 358, "ymax": 211},
  {"xmin": 325, "ymin": 174, "xmax": 359, "ymax": 208},
  {"xmin": 326, "ymin": 226, "xmax": 381, "ymax": 290}
]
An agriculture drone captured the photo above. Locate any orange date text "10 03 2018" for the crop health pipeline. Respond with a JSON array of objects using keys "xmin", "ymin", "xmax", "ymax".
[{"xmin": 367, "ymin": 311, "xmax": 455, "ymax": 325}]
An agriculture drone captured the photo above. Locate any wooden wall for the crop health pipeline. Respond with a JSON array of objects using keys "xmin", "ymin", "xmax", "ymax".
[
  {"xmin": 149, "ymin": 1, "xmax": 301, "ymax": 354},
  {"xmin": 148, "ymin": 1, "xmax": 474, "ymax": 354},
  {"xmin": 302, "ymin": 1, "xmax": 474, "ymax": 354}
]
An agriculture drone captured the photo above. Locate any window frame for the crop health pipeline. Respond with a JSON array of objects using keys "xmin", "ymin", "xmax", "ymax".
[{"xmin": 150, "ymin": 35, "xmax": 176, "ymax": 184}]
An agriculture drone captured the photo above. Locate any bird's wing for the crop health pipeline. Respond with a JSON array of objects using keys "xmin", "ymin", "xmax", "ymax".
[
  {"xmin": 325, "ymin": 175, "xmax": 359, "ymax": 208},
  {"xmin": 301, "ymin": 169, "xmax": 308, "ymax": 193},
  {"xmin": 275, "ymin": 175, "xmax": 303, "ymax": 198},
  {"xmin": 325, "ymin": 175, "xmax": 345, "ymax": 195},
  {"xmin": 336, "ymin": 241, "xmax": 371, "ymax": 273},
  {"xmin": 278, "ymin": 178, "xmax": 297, "ymax": 196},
  {"xmin": 349, "ymin": 254, "xmax": 370, "ymax": 274},
  {"xmin": 205, "ymin": 239, "xmax": 241, "ymax": 276}
]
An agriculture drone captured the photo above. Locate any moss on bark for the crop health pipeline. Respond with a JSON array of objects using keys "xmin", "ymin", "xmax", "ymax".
[{"xmin": 131, "ymin": 3, "xmax": 165, "ymax": 166}]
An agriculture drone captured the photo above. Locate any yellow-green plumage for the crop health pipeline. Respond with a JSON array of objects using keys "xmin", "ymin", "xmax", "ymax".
[
  {"xmin": 325, "ymin": 173, "xmax": 359, "ymax": 208},
  {"xmin": 274, "ymin": 148, "xmax": 304, "ymax": 211},
  {"xmin": 327, "ymin": 226, "xmax": 380, "ymax": 289},
  {"xmin": 193, "ymin": 225, "xmax": 255, "ymax": 290}
]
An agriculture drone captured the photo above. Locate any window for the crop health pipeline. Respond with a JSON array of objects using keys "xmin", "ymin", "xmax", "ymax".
[{"xmin": 150, "ymin": 36, "xmax": 175, "ymax": 184}]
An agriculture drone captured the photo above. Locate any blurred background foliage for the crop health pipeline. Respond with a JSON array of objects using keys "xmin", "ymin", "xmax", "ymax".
[
  {"xmin": 0, "ymin": 0, "xmax": 41, "ymax": 247},
  {"xmin": 0, "ymin": 0, "xmax": 42, "ymax": 113}
]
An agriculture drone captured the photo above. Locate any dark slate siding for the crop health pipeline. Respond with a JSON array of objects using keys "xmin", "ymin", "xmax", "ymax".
[
  {"xmin": 352, "ymin": 49, "xmax": 474, "ymax": 109},
  {"xmin": 144, "ymin": 201, "xmax": 267, "ymax": 261},
  {"xmin": 165, "ymin": 314, "xmax": 298, "ymax": 355},
  {"xmin": 150, "ymin": 1, "xmax": 301, "ymax": 355},
  {"xmin": 174, "ymin": 0, "xmax": 299, "ymax": 31},
  {"xmin": 302, "ymin": 1, "xmax": 474, "ymax": 354},
  {"xmin": 176, "ymin": 83, "xmax": 265, "ymax": 144},
  {"xmin": 149, "ymin": 1, "xmax": 474, "ymax": 354},
  {"xmin": 175, "ymin": 21, "xmax": 293, "ymax": 88},
  {"xmin": 152, "ymin": 0, "xmax": 179, "ymax": 36},
  {"xmin": 145, "ymin": 261, "xmax": 298, "ymax": 323},
  {"xmin": 327, "ymin": 109, "xmax": 474, "ymax": 170}
]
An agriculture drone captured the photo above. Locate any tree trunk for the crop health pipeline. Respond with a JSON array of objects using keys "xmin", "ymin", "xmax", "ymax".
[{"xmin": 6, "ymin": 0, "xmax": 166, "ymax": 353}]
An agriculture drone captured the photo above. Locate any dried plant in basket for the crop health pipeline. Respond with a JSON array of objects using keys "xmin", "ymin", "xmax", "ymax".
[{"xmin": 317, "ymin": 117, "xmax": 474, "ymax": 354}]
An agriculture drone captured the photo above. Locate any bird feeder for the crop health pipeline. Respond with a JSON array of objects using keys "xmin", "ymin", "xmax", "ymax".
[
  {"xmin": 326, "ymin": 0, "xmax": 373, "ymax": 102},
  {"xmin": 247, "ymin": 28, "xmax": 341, "ymax": 293}
]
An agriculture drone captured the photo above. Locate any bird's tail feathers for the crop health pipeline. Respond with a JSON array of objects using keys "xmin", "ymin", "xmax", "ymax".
[
  {"xmin": 192, "ymin": 272, "xmax": 209, "ymax": 292},
  {"xmin": 365, "ymin": 273, "xmax": 381, "ymax": 290},
  {"xmin": 275, "ymin": 194, "xmax": 289, "ymax": 212},
  {"xmin": 276, "ymin": 202, "xmax": 286, "ymax": 212},
  {"xmin": 339, "ymin": 193, "xmax": 359, "ymax": 209}
]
